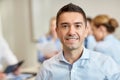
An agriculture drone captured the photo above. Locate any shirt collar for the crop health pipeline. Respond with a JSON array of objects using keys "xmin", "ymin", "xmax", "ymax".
[
  {"xmin": 80, "ymin": 47, "xmax": 90, "ymax": 60},
  {"xmin": 58, "ymin": 47, "xmax": 90, "ymax": 63}
]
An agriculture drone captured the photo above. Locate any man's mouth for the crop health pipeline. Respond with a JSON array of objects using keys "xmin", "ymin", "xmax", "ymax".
[{"xmin": 65, "ymin": 36, "xmax": 79, "ymax": 42}]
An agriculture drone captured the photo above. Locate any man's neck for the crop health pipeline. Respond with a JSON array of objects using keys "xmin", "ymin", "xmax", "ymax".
[{"xmin": 63, "ymin": 47, "xmax": 83, "ymax": 64}]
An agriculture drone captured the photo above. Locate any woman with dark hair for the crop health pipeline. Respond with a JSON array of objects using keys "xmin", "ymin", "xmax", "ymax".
[{"xmin": 92, "ymin": 14, "xmax": 120, "ymax": 64}]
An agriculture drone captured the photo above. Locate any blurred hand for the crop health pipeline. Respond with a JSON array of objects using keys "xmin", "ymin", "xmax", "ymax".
[
  {"xmin": 0, "ymin": 72, "xmax": 6, "ymax": 79},
  {"xmin": 13, "ymin": 67, "xmax": 21, "ymax": 75}
]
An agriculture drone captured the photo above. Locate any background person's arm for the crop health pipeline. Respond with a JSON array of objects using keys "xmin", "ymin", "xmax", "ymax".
[
  {"xmin": 0, "ymin": 72, "xmax": 6, "ymax": 79},
  {"xmin": 1, "ymin": 37, "xmax": 18, "ymax": 65}
]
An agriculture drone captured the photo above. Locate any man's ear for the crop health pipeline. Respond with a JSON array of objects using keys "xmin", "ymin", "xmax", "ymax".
[
  {"xmin": 55, "ymin": 27, "xmax": 58, "ymax": 33},
  {"xmin": 56, "ymin": 27, "xmax": 59, "ymax": 37}
]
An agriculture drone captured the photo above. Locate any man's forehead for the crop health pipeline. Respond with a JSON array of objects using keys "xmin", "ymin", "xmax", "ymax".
[
  {"xmin": 59, "ymin": 12, "xmax": 83, "ymax": 17},
  {"xmin": 58, "ymin": 12, "xmax": 84, "ymax": 21},
  {"xmin": 60, "ymin": 22, "xmax": 83, "ymax": 25}
]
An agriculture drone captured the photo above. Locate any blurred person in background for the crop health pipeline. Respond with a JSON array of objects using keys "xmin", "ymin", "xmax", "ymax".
[
  {"xmin": 0, "ymin": 36, "xmax": 20, "ymax": 79},
  {"xmin": 37, "ymin": 17, "xmax": 62, "ymax": 63},
  {"xmin": 92, "ymin": 14, "xmax": 120, "ymax": 64},
  {"xmin": 84, "ymin": 17, "xmax": 96, "ymax": 50}
]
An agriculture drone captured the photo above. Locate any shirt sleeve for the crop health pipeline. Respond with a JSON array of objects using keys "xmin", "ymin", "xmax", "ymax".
[
  {"xmin": 36, "ymin": 36, "xmax": 47, "ymax": 63},
  {"xmin": 37, "ymin": 51, "xmax": 46, "ymax": 63}
]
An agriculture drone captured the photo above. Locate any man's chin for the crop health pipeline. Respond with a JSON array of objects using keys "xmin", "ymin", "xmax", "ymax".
[{"xmin": 66, "ymin": 45, "xmax": 78, "ymax": 50}]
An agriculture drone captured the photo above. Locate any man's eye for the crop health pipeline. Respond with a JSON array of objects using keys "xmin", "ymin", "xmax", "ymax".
[
  {"xmin": 76, "ymin": 25, "xmax": 81, "ymax": 28},
  {"xmin": 62, "ymin": 25, "xmax": 69, "ymax": 28}
]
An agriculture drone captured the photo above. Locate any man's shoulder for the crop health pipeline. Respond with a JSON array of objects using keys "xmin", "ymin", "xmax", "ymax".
[
  {"xmin": 88, "ymin": 49, "xmax": 111, "ymax": 64},
  {"xmin": 88, "ymin": 49, "xmax": 120, "ymax": 76},
  {"xmin": 89, "ymin": 49, "xmax": 119, "ymax": 68},
  {"xmin": 43, "ymin": 52, "xmax": 61, "ymax": 66},
  {"xmin": 86, "ymin": 49, "xmax": 108, "ymax": 58},
  {"xmin": 90, "ymin": 50, "xmax": 108, "ymax": 58}
]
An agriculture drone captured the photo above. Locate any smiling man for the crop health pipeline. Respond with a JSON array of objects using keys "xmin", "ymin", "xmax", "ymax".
[
  {"xmin": 36, "ymin": 3, "xmax": 120, "ymax": 80},
  {"xmin": 56, "ymin": 10, "xmax": 87, "ymax": 64}
]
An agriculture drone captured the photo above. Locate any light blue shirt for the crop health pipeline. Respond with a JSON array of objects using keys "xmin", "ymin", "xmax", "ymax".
[
  {"xmin": 94, "ymin": 34, "xmax": 120, "ymax": 64},
  {"xmin": 84, "ymin": 35, "xmax": 96, "ymax": 50},
  {"xmin": 36, "ymin": 48, "xmax": 120, "ymax": 80}
]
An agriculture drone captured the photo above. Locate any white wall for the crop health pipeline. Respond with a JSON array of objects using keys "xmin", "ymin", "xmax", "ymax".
[
  {"xmin": 0, "ymin": 0, "xmax": 38, "ymax": 67},
  {"xmin": 0, "ymin": 16, "xmax": 3, "ymax": 36}
]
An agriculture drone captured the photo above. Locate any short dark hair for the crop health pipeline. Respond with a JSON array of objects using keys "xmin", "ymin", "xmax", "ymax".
[{"xmin": 56, "ymin": 3, "xmax": 87, "ymax": 27}]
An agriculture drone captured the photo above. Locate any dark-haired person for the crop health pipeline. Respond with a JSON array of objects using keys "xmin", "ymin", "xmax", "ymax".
[
  {"xmin": 36, "ymin": 3, "xmax": 120, "ymax": 80},
  {"xmin": 92, "ymin": 14, "xmax": 120, "ymax": 64}
]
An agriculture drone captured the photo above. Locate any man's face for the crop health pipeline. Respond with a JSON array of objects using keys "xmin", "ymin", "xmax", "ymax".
[{"xmin": 56, "ymin": 12, "xmax": 88, "ymax": 50}]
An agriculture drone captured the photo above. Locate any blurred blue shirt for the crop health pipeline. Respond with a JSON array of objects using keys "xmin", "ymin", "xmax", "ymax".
[
  {"xmin": 84, "ymin": 35, "xmax": 96, "ymax": 50},
  {"xmin": 94, "ymin": 34, "xmax": 120, "ymax": 64},
  {"xmin": 37, "ymin": 35, "xmax": 61, "ymax": 63},
  {"xmin": 36, "ymin": 48, "xmax": 120, "ymax": 80}
]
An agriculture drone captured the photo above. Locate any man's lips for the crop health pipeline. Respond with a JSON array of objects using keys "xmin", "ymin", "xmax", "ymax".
[{"xmin": 65, "ymin": 36, "xmax": 79, "ymax": 43}]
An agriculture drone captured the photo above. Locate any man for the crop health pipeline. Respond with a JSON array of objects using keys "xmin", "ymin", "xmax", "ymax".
[{"xmin": 36, "ymin": 3, "xmax": 120, "ymax": 80}]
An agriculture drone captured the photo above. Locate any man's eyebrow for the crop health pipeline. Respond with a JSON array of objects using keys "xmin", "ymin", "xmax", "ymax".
[
  {"xmin": 60, "ymin": 22, "xmax": 83, "ymax": 26},
  {"xmin": 60, "ymin": 22, "xmax": 69, "ymax": 25},
  {"xmin": 74, "ymin": 22, "xmax": 83, "ymax": 25},
  {"xmin": 60, "ymin": 22, "xmax": 83, "ymax": 24}
]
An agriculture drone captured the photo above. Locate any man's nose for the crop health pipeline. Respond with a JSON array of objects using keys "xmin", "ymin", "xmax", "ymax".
[{"xmin": 68, "ymin": 26, "xmax": 76, "ymax": 35}]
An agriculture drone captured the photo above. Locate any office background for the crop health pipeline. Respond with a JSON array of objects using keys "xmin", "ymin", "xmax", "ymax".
[{"xmin": 0, "ymin": 0, "xmax": 120, "ymax": 67}]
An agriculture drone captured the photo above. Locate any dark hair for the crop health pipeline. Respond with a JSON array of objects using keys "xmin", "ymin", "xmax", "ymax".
[
  {"xmin": 56, "ymin": 3, "xmax": 87, "ymax": 27},
  {"xmin": 87, "ymin": 17, "xmax": 92, "ymax": 23}
]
